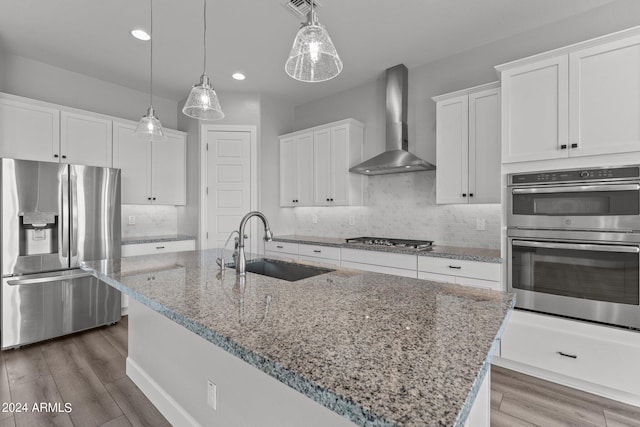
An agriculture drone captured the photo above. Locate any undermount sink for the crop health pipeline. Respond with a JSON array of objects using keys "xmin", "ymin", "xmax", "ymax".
[{"xmin": 227, "ymin": 258, "xmax": 334, "ymax": 282}]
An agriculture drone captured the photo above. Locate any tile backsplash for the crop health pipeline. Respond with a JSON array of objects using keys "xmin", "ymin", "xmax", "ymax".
[
  {"xmin": 121, "ymin": 205, "xmax": 178, "ymax": 238},
  {"xmin": 289, "ymin": 171, "xmax": 501, "ymax": 249}
]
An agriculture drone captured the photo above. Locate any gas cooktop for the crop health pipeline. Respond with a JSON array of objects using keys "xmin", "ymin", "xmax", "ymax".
[{"xmin": 345, "ymin": 237, "xmax": 434, "ymax": 251}]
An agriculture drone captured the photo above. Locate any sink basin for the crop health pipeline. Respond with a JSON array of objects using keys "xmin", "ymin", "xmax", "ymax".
[{"xmin": 227, "ymin": 258, "xmax": 334, "ymax": 282}]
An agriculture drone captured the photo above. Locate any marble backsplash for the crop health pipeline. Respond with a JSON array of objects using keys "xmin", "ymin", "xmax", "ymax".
[
  {"xmin": 121, "ymin": 205, "xmax": 178, "ymax": 239},
  {"xmin": 289, "ymin": 171, "xmax": 501, "ymax": 249}
]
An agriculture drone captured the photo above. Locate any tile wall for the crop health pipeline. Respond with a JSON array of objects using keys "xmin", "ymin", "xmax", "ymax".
[{"xmin": 121, "ymin": 205, "xmax": 178, "ymax": 238}]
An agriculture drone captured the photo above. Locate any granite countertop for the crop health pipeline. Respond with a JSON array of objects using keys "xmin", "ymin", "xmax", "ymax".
[
  {"xmin": 82, "ymin": 249, "xmax": 514, "ymax": 427},
  {"xmin": 121, "ymin": 234, "xmax": 196, "ymax": 245},
  {"xmin": 272, "ymin": 235, "xmax": 502, "ymax": 263}
]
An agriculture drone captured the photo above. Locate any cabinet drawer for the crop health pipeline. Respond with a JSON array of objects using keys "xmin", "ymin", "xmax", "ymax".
[
  {"xmin": 418, "ymin": 256, "xmax": 499, "ymax": 281},
  {"xmin": 298, "ymin": 244, "xmax": 340, "ymax": 260},
  {"xmin": 502, "ymin": 310, "xmax": 640, "ymax": 396},
  {"xmin": 264, "ymin": 241, "xmax": 299, "ymax": 255},
  {"xmin": 299, "ymin": 255, "xmax": 341, "ymax": 268},
  {"xmin": 341, "ymin": 248, "xmax": 416, "ymax": 270},
  {"xmin": 417, "ymin": 271, "xmax": 456, "ymax": 284},
  {"xmin": 121, "ymin": 240, "xmax": 195, "ymax": 257},
  {"xmin": 341, "ymin": 261, "xmax": 417, "ymax": 278}
]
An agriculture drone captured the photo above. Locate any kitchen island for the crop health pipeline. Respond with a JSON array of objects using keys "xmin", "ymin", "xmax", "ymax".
[{"xmin": 82, "ymin": 249, "xmax": 514, "ymax": 427}]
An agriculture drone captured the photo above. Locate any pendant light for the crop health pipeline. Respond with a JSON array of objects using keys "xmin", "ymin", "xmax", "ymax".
[
  {"xmin": 182, "ymin": 0, "xmax": 224, "ymax": 120},
  {"xmin": 135, "ymin": 0, "xmax": 167, "ymax": 141},
  {"xmin": 285, "ymin": 0, "xmax": 342, "ymax": 82}
]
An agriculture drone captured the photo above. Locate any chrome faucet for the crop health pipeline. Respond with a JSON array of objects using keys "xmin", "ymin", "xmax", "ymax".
[{"xmin": 236, "ymin": 211, "xmax": 273, "ymax": 276}]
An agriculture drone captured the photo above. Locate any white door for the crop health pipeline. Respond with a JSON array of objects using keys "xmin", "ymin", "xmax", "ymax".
[
  {"xmin": 279, "ymin": 137, "xmax": 296, "ymax": 207},
  {"xmin": 204, "ymin": 130, "xmax": 254, "ymax": 252},
  {"xmin": 330, "ymin": 125, "xmax": 349, "ymax": 205},
  {"xmin": 569, "ymin": 34, "xmax": 640, "ymax": 157},
  {"xmin": 295, "ymin": 133, "xmax": 314, "ymax": 206},
  {"xmin": 113, "ymin": 122, "xmax": 151, "ymax": 204},
  {"xmin": 152, "ymin": 133, "xmax": 186, "ymax": 205},
  {"xmin": 469, "ymin": 87, "xmax": 500, "ymax": 204},
  {"xmin": 436, "ymin": 95, "xmax": 468, "ymax": 204},
  {"xmin": 60, "ymin": 111, "xmax": 112, "ymax": 167}
]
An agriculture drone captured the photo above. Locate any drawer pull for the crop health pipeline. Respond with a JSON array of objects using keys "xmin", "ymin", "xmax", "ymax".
[
  {"xmin": 313, "ymin": 250, "xmax": 322, "ymax": 253},
  {"xmin": 557, "ymin": 351, "xmax": 577, "ymax": 359},
  {"xmin": 156, "ymin": 246, "xmax": 165, "ymax": 249},
  {"xmin": 276, "ymin": 245, "xmax": 284, "ymax": 249},
  {"xmin": 448, "ymin": 265, "xmax": 462, "ymax": 269}
]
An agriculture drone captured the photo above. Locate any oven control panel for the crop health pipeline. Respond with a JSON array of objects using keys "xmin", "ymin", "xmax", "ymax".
[{"xmin": 509, "ymin": 166, "xmax": 640, "ymax": 185}]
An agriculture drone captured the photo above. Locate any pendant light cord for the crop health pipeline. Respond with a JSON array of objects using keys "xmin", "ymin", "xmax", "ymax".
[
  {"xmin": 149, "ymin": 0, "xmax": 154, "ymax": 108},
  {"xmin": 203, "ymin": 0, "xmax": 207, "ymax": 75}
]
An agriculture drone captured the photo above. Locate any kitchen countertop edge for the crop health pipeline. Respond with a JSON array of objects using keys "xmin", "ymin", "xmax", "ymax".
[{"xmin": 121, "ymin": 234, "xmax": 196, "ymax": 245}]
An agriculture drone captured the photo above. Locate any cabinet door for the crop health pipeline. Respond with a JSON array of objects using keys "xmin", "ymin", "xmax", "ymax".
[
  {"xmin": 469, "ymin": 87, "xmax": 500, "ymax": 204},
  {"xmin": 295, "ymin": 133, "xmax": 314, "ymax": 206},
  {"xmin": 60, "ymin": 111, "xmax": 112, "ymax": 167},
  {"xmin": 330, "ymin": 125, "xmax": 349, "ymax": 205},
  {"xmin": 151, "ymin": 133, "xmax": 186, "ymax": 205},
  {"xmin": 113, "ymin": 122, "xmax": 151, "ymax": 204},
  {"xmin": 279, "ymin": 137, "xmax": 296, "ymax": 207},
  {"xmin": 501, "ymin": 56, "xmax": 569, "ymax": 163},
  {"xmin": 313, "ymin": 128, "xmax": 332, "ymax": 206},
  {"xmin": 436, "ymin": 95, "xmax": 469, "ymax": 204},
  {"xmin": 569, "ymin": 34, "xmax": 640, "ymax": 157},
  {"xmin": 0, "ymin": 98, "xmax": 60, "ymax": 162}
]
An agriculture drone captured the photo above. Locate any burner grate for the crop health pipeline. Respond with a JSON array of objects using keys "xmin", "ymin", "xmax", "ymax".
[{"xmin": 345, "ymin": 237, "xmax": 434, "ymax": 251}]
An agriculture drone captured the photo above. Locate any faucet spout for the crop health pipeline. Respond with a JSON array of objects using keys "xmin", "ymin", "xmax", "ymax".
[{"xmin": 236, "ymin": 211, "xmax": 273, "ymax": 276}]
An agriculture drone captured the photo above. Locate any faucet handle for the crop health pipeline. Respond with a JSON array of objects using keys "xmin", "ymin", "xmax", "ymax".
[{"xmin": 216, "ymin": 257, "xmax": 225, "ymax": 270}]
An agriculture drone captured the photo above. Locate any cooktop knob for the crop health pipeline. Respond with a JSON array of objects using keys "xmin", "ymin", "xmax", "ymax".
[{"xmin": 580, "ymin": 171, "xmax": 589, "ymax": 178}]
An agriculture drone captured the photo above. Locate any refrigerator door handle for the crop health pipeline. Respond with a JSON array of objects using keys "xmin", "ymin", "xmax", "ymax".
[
  {"xmin": 70, "ymin": 169, "xmax": 79, "ymax": 266},
  {"xmin": 7, "ymin": 271, "xmax": 93, "ymax": 286},
  {"xmin": 61, "ymin": 166, "xmax": 70, "ymax": 263}
]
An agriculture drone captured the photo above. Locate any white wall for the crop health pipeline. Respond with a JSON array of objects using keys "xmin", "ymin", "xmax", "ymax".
[
  {"xmin": 287, "ymin": 0, "xmax": 640, "ymax": 249},
  {"xmin": 0, "ymin": 53, "xmax": 178, "ymax": 128}
]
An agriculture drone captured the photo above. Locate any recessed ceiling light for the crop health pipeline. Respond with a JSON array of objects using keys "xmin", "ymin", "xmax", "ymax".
[
  {"xmin": 131, "ymin": 29, "xmax": 150, "ymax": 41},
  {"xmin": 232, "ymin": 72, "xmax": 246, "ymax": 81}
]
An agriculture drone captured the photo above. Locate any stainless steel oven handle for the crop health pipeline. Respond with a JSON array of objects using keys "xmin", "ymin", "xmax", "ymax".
[
  {"xmin": 512, "ymin": 240, "xmax": 640, "ymax": 253},
  {"xmin": 512, "ymin": 184, "xmax": 640, "ymax": 194}
]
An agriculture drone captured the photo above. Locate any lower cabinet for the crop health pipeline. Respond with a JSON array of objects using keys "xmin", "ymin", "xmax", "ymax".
[
  {"xmin": 120, "ymin": 239, "xmax": 195, "ymax": 313},
  {"xmin": 264, "ymin": 241, "xmax": 299, "ymax": 262},
  {"xmin": 340, "ymin": 248, "xmax": 417, "ymax": 278},
  {"xmin": 264, "ymin": 242, "xmax": 341, "ymax": 267},
  {"xmin": 499, "ymin": 310, "xmax": 640, "ymax": 398},
  {"xmin": 418, "ymin": 256, "xmax": 501, "ymax": 291}
]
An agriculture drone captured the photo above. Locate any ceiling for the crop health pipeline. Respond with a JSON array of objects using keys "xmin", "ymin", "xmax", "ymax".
[{"xmin": 0, "ymin": 0, "xmax": 617, "ymax": 106}]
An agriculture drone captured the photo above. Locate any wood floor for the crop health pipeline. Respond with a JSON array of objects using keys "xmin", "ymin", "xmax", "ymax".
[{"xmin": 1, "ymin": 318, "xmax": 640, "ymax": 427}]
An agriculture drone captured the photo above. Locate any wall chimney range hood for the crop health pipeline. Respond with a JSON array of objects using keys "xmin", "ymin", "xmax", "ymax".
[{"xmin": 350, "ymin": 64, "xmax": 436, "ymax": 175}]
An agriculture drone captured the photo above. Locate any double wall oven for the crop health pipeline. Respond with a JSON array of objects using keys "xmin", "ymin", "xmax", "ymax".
[{"xmin": 507, "ymin": 165, "xmax": 640, "ymax": 329}]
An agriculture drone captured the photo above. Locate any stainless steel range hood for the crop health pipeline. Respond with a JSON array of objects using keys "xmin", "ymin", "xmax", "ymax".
[{"xmin": 350, "ymin": 64, "xmax": 436, "ymax": 175}]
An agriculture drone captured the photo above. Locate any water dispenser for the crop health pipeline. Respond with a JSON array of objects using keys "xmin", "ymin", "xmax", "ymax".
[{"xmin": 19, "ymin": 212, "xmax": 58, "ymax": 256}]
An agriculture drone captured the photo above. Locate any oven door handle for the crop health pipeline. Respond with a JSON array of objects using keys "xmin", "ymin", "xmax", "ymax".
[
  {"xmin": 511, "ymin": 184, "xmax": 640, "ymax": 194},
  {"xmin": 512, "ymin": 240, "xmax": 640, "ymax": 253}
]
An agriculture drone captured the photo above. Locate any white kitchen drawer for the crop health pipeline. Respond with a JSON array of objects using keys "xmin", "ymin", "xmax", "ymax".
[
  {"xmin": 298, "ymin": 244, "xmax": 340, "ymax": 261},
  {"xmin": 298, "ymin": 255, "xmax": 341, "ymax": 268},
  {"xmin": 121, "ymin": 239, "xmax": 195, "ymax": 257},
  {"xmin": 455, "ymin": 276, "xmax": 501, "ymax": 291},
  {"xmin": 501, "ymin": 310, "xmax": 640, "ymax": 396},
  {"xmin": 417, "ymin": 271, "xmax": 456, "ymax": 284},
  {"xmin": 264, "ymin": 251, "xmax": 298, "ymax": 263},
  {"xmin": 418, "ymin": 256, "xmax": 500, "ymax": 282},
  {"xmin": 341, "ymin": 260, "xmax": 417, "ymax": 278},
  {"xmin": 341, "ymin": 248, "xmax": 416, "ymax": 270},
  {"xmin": 264, "ymin": 241, "xmax": 299, "ymax": 256}
]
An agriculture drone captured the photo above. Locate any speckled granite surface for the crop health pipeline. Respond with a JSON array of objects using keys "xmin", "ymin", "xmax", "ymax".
[
  {"xmin": 121, "ymin": 234, "xmax": 196, "ymax": 245},
  {"xmin": 82, "ymin": 249, "xmax": 514, "ymax": 427},
  {"xmin": 273, "ymin": 235, "xmax": 502, "ymax": 263}
]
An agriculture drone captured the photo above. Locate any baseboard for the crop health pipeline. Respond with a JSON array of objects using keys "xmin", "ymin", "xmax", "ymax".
[
  {"xmin": 492, "ymin": 356, "xmax": 640, "ymax": 408},
  {"xmin": 126, "ymin": 357, "xmax": 201, "ymax": 427},
  {"xmin": 121, "ymin": 307, "xmax": 128, "ymax": 316}
]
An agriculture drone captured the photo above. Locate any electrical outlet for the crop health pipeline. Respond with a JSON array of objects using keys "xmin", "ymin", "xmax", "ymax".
[
  {"xmin": 349, "ymin": 215, "xmax": 355, "ymax": 226},
  {"xmin": 312, "ymin": 214, "xmax": 318, "ymax": 224},
  {"xmin": 207, "ymin": 380, "xmax": 217, "ymax": 410},
  {"xmin": 128, "ymin": 216, "xmax": 135, "ymax": 225},
  {"xmin": 476, "ymin": 218, "xmax": 486, "ymax": 231}
]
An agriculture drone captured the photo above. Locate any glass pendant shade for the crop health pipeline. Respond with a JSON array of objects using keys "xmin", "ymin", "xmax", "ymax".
[
  {"xmin": 135, "ymin": 106, "xmax": 167, "ymax": 142},
  {"xmin": 285, "ymin": 11, "xmax": 343, "ymax": 82},
  {"xmin": 182, "ymin": 74, "xmax": 224, "ymax": 120}
]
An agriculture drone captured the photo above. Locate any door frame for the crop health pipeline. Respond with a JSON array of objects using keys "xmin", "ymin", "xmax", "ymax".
[{"xmin": 199, "ymin": 124, "xmax": 259, "ymax": 253}]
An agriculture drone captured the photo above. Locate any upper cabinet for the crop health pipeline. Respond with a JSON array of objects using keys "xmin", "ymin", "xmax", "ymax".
[
  {"xmin": 279, "ymin": 119, "xmax": 364, "ymax": 207},
  {"xmin": 433, "ymin": 82, "xmax": 500, "ymax": 204},
  {"xmin": 280, "ymin": 132, "xmax": 314, "ymax": 207},
  {"xmin": 113, "ymin": 121, "xmax": 186, "ymax": 205},
  {"xmin": 498, "ymin": 28, "xmax": 640, "ymax": 164},
  {"xmin": 0, "ymin": 95, "xmax": 112, "ymax": 167}
]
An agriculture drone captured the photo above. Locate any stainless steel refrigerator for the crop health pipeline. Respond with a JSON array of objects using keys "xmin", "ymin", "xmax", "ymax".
[{"xmin": 1, "ymin": 158, "xmax": 121, "ymax": 349}]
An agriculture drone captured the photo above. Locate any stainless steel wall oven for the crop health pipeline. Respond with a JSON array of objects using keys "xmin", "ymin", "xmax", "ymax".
[{"xmin": 507, "ymin": 165, "xmax": 640, "ymax": 329}]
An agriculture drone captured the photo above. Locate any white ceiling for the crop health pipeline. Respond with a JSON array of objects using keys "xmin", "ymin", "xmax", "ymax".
[{"xmin": 0, "ymin": 0, "xmax": 617, "ymax": 106}]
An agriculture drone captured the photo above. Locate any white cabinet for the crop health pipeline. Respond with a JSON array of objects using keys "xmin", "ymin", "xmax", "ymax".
[
  {"xmin": 314, "ymin": 123, "xmax": 364, "ymax": 206},
  {"xmin": 500, "ymin": 310, "xmax": 640, "ymax": 397},
  {"xmin": 498, "ymin": 28, "xmax": 640, "ymax": 163},
  {"xmin": 280, "ymin": 119, "xmax": 364, "ymax": 208},
  {"xmin": 298, "ymin": 243, "xmax": 341, "ymax": 267},
  {"xmin": 417, "ymin": 256, "xmax": 501, "ymax": 291},
  {"xmin": 113, "ymin": 121, "xmax": 186, "ymax": 205},
  {"xmin": 433, "ymin": 83, "xmax": 500, "ymax": 204},
  {"xmin": 341, "ymin": 248, "xmax": 417, "ymax": 278},
  {"xmin": 264, "ymin": 241, "xmax": 299, "ymax": 262},
  {"xmin": 279, "ymin": 133, "xmax": 314, "ymax": 207},
  {"xmin": 60, "ymin": 111, "xmax": 112, "ymax": 167}
]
